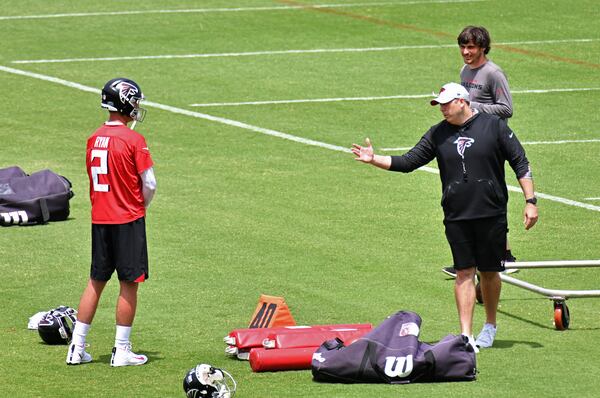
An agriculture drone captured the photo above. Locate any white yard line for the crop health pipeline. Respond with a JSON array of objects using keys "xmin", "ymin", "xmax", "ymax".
[
  {"xmin": 519, "ymin": 139, "xmax": 600, "ymax": 145},
  {"xmin": 12, "ymin": 46, "xmax": 458, "ymax": 64},
  {"xmin": 1, "ymin": 64, "xmax": 599, "ymax": 213},
  {"xmin": 0, "ymin": 65, "xmax": 347, "ymax": 152},
  {"xmin": 382, "ymin": 138, "xmax": 600, "ymax": 151},
  {"xmin": 189, "ymin": 87, "xmax": 600, "ymax": 107},
  {"xmin": 11, "ymin": 39, "xmax": 598, "ymax": 64},
  {"xmin": 191, "ymin": 94, "xmax": 433, "ymax": 107},
  {"xmin": 585, "ymin": 198, "xmax": 600, "ymax": 201},
  {"xmin": 0, "ymin": 0, "xmax": 484, "ymax": 21},
  {"xmin": 512, "ymin": 87, "xmax": 600, "ymax": 95}
]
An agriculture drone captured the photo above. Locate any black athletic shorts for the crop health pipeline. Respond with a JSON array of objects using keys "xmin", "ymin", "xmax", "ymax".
[
  {"xmin": 91, "ymin": 217, "xmax": 149, "ymax": 282},
  {"xmin": 444, "ymin": 214, "xmax": 507, "ymax": 272}
]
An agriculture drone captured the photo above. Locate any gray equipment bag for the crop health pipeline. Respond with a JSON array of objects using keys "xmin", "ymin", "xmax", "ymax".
[
  {"xmin": 0, "ymin": 166, "xmax": 74, "ymax": 226},
  {"xmin": 311, "ymin": 311, "xmax": 477, "ymax": 384}
]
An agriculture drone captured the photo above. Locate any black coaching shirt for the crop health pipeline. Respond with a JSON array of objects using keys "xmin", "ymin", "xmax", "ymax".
[{"xmin": 390, "ymin": 112, "xmax": 530, "ymax": 221}]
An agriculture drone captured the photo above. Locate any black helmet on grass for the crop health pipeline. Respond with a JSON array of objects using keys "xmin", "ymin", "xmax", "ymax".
[
  {"xmin": 37, "ymin": 306, "xmax": 77, "ymax": 345},
  {"xmin": 183, "ymin": 364, "xmax": 237, "ymax": 398}
]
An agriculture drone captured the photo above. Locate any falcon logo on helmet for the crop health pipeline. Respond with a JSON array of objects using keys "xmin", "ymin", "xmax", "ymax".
[
  {"xmin": 183, "ymin": 364, "xmax": 237, "ymax": 398},
  {"xmin": 113, "ymin": 81, "xmax": 139, "ymax": 104},
  {"xmin": 101, "ymin": 77, "xmax": 146, "ymax": 122}
]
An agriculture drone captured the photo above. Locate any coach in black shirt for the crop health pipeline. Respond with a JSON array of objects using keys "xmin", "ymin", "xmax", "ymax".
[{"xmin": 352, "ymin": 82, "xmax": 538, "ymax": 351}]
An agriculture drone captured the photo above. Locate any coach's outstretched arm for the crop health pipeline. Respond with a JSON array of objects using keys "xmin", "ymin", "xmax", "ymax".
[{"xmin": 351, "ymin": 138, "xmax": 392, "ymax": 170}]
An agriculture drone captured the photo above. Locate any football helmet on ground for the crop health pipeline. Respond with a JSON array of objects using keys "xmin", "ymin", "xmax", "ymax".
[
  {"xmin": 183, "ymin": 364, "xmax": 237, "ymax": 398},
  {"xmin": 37, "ymin": 306, "xmax": 77, "ymax": 345},
  {"xmin": 101, "ymin": 77, "xmax": 146, "ymax": 122}
]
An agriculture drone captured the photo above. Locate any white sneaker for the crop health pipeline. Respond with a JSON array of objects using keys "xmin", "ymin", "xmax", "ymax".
[
  {"xmin": 462, "ymin": 334, "xmax": 479, "ymax": 354},
  {"xmin": 475, "ymin": 323, "xmax": 497, "ymax": 348},
  {"xmin": 110, "ymin": 343, "xmax": 148, "ymax": 367},
  {"xmin": 66, "ymin": 343, "xmax": 92, "ymax": 365}
]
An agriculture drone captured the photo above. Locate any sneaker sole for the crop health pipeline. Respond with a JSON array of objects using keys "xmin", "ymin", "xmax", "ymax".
[
  {"xmin": 110, "ymin": 359, "xmax": 148, "ymax": 367},
  {"xmin": 67, "ymin": 360, "xmax": 92, "ymax": 365},
  {"xmin": 441, "ymin": 267, "xmax": 457, "ymax": 278}
]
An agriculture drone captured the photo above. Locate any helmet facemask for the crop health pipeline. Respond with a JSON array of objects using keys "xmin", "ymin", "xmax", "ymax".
[{"xmin": 129, "ymin": 96, "xmax": 146, "ymax": 122}]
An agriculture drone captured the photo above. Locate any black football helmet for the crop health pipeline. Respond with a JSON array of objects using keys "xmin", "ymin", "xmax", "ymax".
[
  {"xmin": 101, "ymin": 77, "xmax": 146, "ymax": 122},
  {"xmin": 37, "ymin": 306, "xmax": 77, "ymax": 345},
  {"xmin": 183, "ymin": 364, "xmax": 237, "ymax": 398}
]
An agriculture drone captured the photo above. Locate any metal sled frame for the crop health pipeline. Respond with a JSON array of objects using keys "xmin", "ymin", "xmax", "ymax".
[{"xmin": 501, "ymin": 260, "xmax": 600, "ymax": 330}]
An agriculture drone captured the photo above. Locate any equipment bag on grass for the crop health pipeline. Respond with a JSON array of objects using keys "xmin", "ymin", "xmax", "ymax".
[
  {"xmin": 311, "ymin": 310, "xmax": 477, "ymax": 384},
  {"xmin": 0, "ymin": 167, "xmax": 74, "ymax": 226}
]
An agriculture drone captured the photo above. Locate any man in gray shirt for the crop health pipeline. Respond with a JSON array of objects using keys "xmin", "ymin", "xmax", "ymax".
[
  {"xmin": 443, "ymin": 26, "xmax": 517, "ymax": 278},
  {"xmin": 458, "ymin": 26, "xmax": 513, "ymax": 119}
]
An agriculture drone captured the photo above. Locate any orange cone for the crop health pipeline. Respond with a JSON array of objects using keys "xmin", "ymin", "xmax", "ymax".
[{"xmin": 248, "ymin": 294, "xmax": 296, "ymax": 328}]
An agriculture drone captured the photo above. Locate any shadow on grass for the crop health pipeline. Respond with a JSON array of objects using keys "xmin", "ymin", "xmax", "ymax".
[
  {"xmin": 497, "ymin": 306, "xmax": 600, "ymax": 331},
  {"xmin": 496, "ymin": 307, "xmax": 554, "ymax": 330},
  {"xmin": 491, "ymin": 339, "xmax": 544, "ymax": 349}
]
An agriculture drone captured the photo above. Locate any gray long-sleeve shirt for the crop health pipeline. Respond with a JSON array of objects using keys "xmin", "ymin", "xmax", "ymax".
[{"xmin": 460, "ymin": 60, "xmax": 513, "ymax": 119}]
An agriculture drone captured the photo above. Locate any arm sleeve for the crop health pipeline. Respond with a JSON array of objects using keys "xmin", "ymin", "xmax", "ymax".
[
  {"xmin": 140, "ymin": 167, "xmax": 157, "ymax": 208},
  {"xmin": 498, "ymin": 120, "xmax": 530, "ymax": 179},
  {"xmin": 389, "ymin": 132, "xmax": 436, "ymax": 173},
  {"xmin": 471, "ymin": 70, "xmax": 513, "ymax": 118}
]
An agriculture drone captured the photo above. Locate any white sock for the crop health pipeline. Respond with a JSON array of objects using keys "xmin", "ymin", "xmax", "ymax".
[
  {"xmin": 72, "ymin": 321, "xmax": 91, "ymax": 347},
  {"xmin": 462, "ymin": 333, "xmax": 479, "ymax": 353},
  {"xmin": 115, "ymin": 325, "xmax": 132, "ymax": 348}
]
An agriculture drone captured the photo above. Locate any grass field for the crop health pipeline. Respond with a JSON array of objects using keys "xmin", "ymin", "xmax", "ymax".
[{"xmin": 1, "ymin": 1, "xmax": 599, "ymax": 397}]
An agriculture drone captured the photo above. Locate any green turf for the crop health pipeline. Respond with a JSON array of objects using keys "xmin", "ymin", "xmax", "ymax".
[{"xmin": 1, "ymin": 1, "xmax": 599, "ymax": 397}]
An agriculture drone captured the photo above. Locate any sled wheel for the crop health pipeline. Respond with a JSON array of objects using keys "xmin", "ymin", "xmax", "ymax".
[
  {"xmin": 553, "ymin": 301, "xmax": 570, "ymax": 330},
  {"xmin": 475, "ymin": 281, "xmax": 484, "ymax": 304}
]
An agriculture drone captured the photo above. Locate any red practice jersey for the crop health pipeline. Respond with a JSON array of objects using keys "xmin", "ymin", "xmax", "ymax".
[{"xmin": 86, "ymin": 122, "xmax": 154, "ymax": 224}]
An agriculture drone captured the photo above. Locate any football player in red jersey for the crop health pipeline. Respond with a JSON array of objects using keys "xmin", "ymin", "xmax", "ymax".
[{"xmin": 67, "ymin": 78, "xmax": 156, "ymax": 367}]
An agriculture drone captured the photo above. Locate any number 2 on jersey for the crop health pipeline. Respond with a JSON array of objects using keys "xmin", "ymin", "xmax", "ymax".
[{"xmin": 91, "ymin": 149, "xmax": 109, "ymax": 192}]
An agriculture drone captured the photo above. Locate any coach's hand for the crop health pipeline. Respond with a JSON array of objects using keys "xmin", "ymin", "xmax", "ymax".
[
  {"xmin": 524, "ymin": 203, "xmax": 538, "ymax": 230},
  {"xmin": 352, "ymin": 138, "xmax": 374, "ymax": 163}
]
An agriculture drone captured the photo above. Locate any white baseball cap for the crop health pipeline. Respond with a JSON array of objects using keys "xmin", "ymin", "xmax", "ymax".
[{"xmin": 430, "ymin": 82, "xmax": 470, "ymax": 105}]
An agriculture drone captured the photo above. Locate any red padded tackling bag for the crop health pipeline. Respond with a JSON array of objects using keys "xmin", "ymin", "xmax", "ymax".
[
  {"xmin": 225, "ymin": 324, "xmax": 372, "ymax": 359},
  {"xmin": 249, "ymin": 347, "xmax": 317, "ymax": 372},
  {"xmin": 263, "ymin": 327, "xmax": 370, "ymax": 349},
  {"xmin": 226, "ymin": 324, "xmax": 372, "ymax": 351}
]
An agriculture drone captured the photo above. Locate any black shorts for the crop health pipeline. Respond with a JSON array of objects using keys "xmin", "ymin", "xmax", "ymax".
[
  {"xmin": 444, "ymin": 215, "xmax": 507, "ymax": 272},
  {"xmin": 91, "ymin": 217, "xmax": 149, "ymax": 282}
]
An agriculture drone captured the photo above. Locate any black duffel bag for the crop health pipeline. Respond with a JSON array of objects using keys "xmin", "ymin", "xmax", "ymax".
[
  {"xmin": 0, "ymin": 166, "xmax": 74, "ymax": 226},
  {"xmin": 312, "ymin": 311, "xmax": 477, "ymax": 384}
]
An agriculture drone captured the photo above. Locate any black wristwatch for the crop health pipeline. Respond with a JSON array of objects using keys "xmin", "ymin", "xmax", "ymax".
[{"xmin": 525, "ymin": 197, "xmax": 537, "ymax": 205}]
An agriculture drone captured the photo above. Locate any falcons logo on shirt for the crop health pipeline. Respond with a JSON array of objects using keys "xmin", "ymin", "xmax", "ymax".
[{"xmin": 453, "ymin": 137, "xmax": 475, "ymax": 159}]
